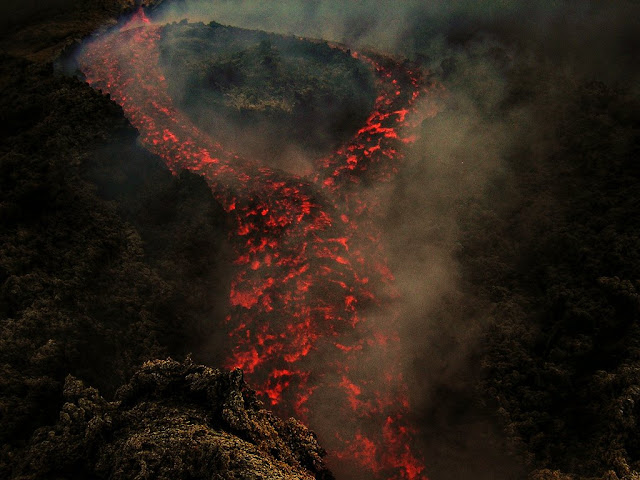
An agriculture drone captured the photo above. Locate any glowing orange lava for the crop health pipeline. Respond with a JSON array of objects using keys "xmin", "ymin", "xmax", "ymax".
[{"xmin": 78, "ymin": 9, "xmax": 439, "ymax": 479}]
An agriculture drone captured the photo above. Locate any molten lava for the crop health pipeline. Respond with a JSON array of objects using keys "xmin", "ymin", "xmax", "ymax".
[{"xmin": 78, "ymin": 9, "xmax": 440, "ymax": 480}]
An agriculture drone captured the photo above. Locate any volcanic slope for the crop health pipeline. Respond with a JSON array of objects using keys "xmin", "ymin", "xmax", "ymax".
[
  {"xmin": 78, "ymin": 11, "xmax": 438, "ymax": 480},
  {"xmin": 158, "ymin": 21, "xmax": 377, "ymax": 166},
  {"xmin": 0, "ymin": 11, "xmax": 336, "ymax": 480}
]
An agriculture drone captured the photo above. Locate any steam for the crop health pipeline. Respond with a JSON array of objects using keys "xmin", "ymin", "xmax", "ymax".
[{"xmin": 379, "ymin": 43, "xmax": 521, "ymax": 478}]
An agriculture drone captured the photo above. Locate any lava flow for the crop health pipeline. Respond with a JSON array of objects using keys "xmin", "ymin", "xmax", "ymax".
[{"xmin": 78, "ymin": 9, "xmax": 440, "ymax": 480}]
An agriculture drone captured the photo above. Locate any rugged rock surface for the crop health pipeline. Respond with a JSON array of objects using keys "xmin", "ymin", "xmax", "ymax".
[{"xmin": 10, "ymin": 358, "xmax": 333, "ymax": 480}]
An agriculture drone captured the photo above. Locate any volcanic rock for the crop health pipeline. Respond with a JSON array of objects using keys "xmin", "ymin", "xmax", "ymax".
[{"xmin": 10, "ymin": 358, "xmax": 334, "ymax": 480}]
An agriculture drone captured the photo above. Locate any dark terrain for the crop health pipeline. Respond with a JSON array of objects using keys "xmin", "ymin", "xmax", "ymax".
[
  {"xmin": 1, "ymin": 1, "xmax": 639, "ymax": 479},
  {"xmin": 159, "ymin": 20, "xmax": 376, "ymax": 165},
  {"xmin": 0, "ymin": 2, "xmax": 332, "ymax": 478}
]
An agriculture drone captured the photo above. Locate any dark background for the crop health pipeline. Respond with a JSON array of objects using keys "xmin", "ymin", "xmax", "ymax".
[{"xmin": 1, "ymin": 1, "xmax": 640, "ymax": 479}]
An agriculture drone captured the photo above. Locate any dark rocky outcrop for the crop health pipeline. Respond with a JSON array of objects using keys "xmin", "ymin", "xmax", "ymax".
[{"xmin": 10, "ymin": 358, "xmax": 333, "ymax": 480}]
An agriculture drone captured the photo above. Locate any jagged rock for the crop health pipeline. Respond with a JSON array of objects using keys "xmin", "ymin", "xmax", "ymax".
[{"xmin": 11, "ymin": 358, "xmax": 334, "ymax": 480}]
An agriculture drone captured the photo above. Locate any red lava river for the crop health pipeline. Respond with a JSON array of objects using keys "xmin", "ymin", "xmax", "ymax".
[{"xmin": 78, "ymin": 9, "xmax": 441, "ymax": 480}]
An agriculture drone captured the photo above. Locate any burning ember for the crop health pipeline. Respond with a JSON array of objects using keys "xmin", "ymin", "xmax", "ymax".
[{"xmin": 78, "ymin": 9, "xmax": 440, "ymax": 479}]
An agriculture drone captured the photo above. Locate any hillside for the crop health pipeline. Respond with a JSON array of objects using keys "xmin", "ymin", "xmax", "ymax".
[{"xmin": 1, "ymin": 1, "xmax": 639, "ymax": 480}]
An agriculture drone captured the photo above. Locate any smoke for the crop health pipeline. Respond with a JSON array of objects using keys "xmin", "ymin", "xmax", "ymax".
[
  {"xmin": 373, "ymin": 1, "xmax": 638, "ymax": 476},
  {"xmin": 378, "ymin": 48, "xmax": 522, "ymax": 479}
]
